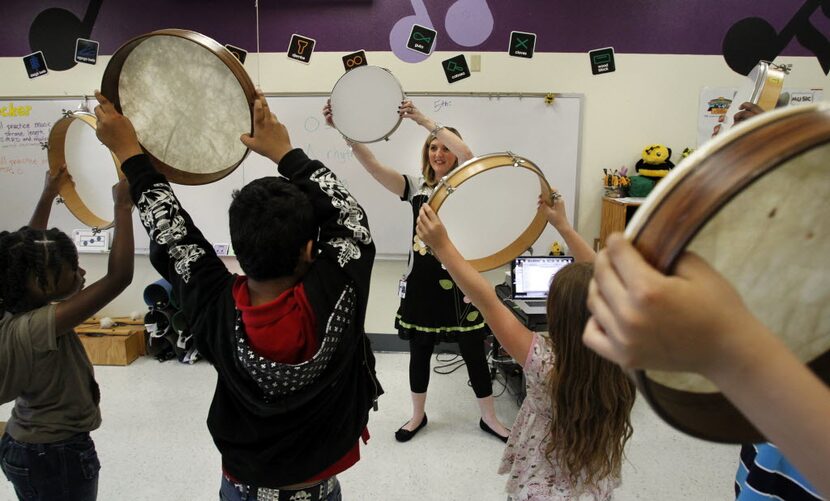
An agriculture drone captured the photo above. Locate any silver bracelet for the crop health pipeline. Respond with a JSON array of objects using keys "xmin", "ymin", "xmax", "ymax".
[{"xmin": 429, "ymin": 122, "xmax": 444, "ymax": 137}]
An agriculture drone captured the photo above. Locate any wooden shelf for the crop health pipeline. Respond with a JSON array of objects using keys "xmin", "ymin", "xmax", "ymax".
[{"xmin": 599, "ymin": 196, "xmax": 645, "ymax": 249}]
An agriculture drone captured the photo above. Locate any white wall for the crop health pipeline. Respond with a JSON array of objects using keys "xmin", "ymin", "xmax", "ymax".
[{"xmin": 2, "ymin": 51, "xmax": 826, "ymax": 333}]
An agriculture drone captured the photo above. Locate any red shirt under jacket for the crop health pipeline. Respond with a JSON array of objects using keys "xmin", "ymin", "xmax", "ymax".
[{"xmin": 231, "ymin": 277, "xmax": 368, "ymax": 484}]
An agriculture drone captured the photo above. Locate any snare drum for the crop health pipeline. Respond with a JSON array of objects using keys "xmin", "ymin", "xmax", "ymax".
[
  {"xmin": 721, "ymin": 61, "xmax": 787, "ymax": 131},
  {"xmin": 101, "ymin": 29, "xmax": 255, "ymax": 185},
  {"xmin": 329, "ymin": 65, "xmax": 405, "ymax": 143},
  {"xmin": 627, "ymin": 103, "xmax": 830, "ymax": 443},
  {"xmin": 423, "ymin": 152, "xmax": 554, "ymax": 272},
  {"xmin": 47, "ymin": 111, "xmax": 123, "ymax": 230}
]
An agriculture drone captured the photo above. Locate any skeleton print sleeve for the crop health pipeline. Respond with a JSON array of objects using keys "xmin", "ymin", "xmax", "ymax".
[
  {"xmin": 277, "ymin": 149, "xmax": 375, "ymax": 278},
  {"xmin": 121, "ymin": 154, "xmax": 232, "ymax": 312}
]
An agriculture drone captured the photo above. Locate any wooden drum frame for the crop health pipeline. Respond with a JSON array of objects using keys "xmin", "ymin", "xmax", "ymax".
[
  {"xmin": 425, "ymin": 152, "xmax": 554, "ymax": 272},
  {"xmin": 722, "ymin": 61, "xmax": 788, "ymax": 131},
  {"xmin": 47, "ymin": 111, "xmax": 123, "ymax": 230},
  {"xmin": 101, "ymin": 29, "xmax": 256, "ymax": 185},
  {"xmin": 626, "ymin": 103, "xmax": 830, "ymax": 443}
]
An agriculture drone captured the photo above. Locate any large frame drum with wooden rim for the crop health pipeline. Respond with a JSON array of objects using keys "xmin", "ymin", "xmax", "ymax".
[
  {"xmin": 627, "ymin": 103, "xmax": 830, "ymax": 443},
  {"xmin": 47, "ymin": 111, "xmax": 123, "ymax": 230},
  {"xmin": 426, "ymin": 152, "xmax": 554, "ymax": 272},
  {"xmin": 101, "ymin": 29, "xmax": 256, "ymax": 185}
]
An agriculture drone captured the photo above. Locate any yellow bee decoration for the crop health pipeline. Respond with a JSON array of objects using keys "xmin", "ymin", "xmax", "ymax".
[{"xmin": 544, "ymin": 93, "xmax": 556, "ymax": 105}]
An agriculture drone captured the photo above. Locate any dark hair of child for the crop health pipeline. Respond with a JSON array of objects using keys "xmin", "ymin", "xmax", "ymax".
[
  {"xmin": 229, "ymin": 177, "xmax": 316, "ymax": 280},
  {"xmin": 0, "ymin": 227, "xmax": 78, "ymax": 315}
]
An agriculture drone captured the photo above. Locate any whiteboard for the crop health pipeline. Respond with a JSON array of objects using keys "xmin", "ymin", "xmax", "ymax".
[
  {"xmin": 250, "ymin": 93, "xmax": 583, "ymax": 257},
  {"xmin": 0, "ymin": 94, "xmax": 582, "ymax": 258}
]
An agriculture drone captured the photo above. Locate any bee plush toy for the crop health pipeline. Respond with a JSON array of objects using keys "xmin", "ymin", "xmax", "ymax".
[
  {"xmin": 629, "ymin": 144, "xmax": 674, "ymax": 197},
  {"xmin": 635, "ymin": 144, "xmax": 674, "ymax": 180}
]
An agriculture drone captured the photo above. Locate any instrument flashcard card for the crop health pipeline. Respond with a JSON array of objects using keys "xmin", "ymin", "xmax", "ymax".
[
  {"xmin": 589, "ymin": 47, "xmax": 616, "ymax": 75},
  {"xmin": 509, "ymin": 31, "xmax": 536, "ymax": 59},
  {"xmin": 23, "ymin": 51, "xmax": 48, "ymax": 79},
  {"xmin": 225, "ymin": 44, "xmax": 248, "ymax": 64},
  {"xmin": 287, "ymin": 34, "xmax": 316, "ymax": 64},
  {"xmin": 442, "ymin": 54, "xmax": 471, "ymax": 84},
  {"xmin": 407, "ymin": 24, "xmax": 437, "ymax": 55},
  {"xmin": 342, "ymin": 50, "xmax": 368, "ymax": 72},
  {"xmin": 75, "ymin": 38, "xmax": 99, "ymax": 65}
]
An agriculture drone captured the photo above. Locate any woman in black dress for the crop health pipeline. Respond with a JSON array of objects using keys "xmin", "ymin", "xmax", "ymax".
[{"xmin": 323, "ymin": 99, "xmax": 510, "ymax": 443}]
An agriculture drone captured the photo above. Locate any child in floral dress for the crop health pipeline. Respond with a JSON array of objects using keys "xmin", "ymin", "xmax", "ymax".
[{"xmin": 417, "ymin": 195, "xmax": 636, "ymax": 500}]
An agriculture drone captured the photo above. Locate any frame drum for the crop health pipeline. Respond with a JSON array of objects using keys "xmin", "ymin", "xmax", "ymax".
[
  {"xmin": 101, "ymin": 29, "xmax": 255, "ymax": 185},
  {"xmin": 721, "ymin": 61, "xmax": 787, "ymax": 131},
  {"xmin": 329, "ymin": 65, "xmax": 405, "ymax": 143},
  {"xmin": 47, "ymin": 111, "xmax": 123, "ymax": 230},
  {"xmin": 427, "ymin": 152, "xmax": 553, "ymax": 272},
  {"xmin": 627, "ymin": 103, "xmax": 830, "ymax": 443}
]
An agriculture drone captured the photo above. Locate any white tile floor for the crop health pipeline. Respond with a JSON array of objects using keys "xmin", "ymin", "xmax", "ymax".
[{"xmin": 1, "ymin": 352, "xmax": 739, "ymax": 500}]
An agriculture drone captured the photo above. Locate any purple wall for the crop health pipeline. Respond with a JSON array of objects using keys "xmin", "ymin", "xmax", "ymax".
[{"xmin": 0, "ymin": 0, "xmax": 824, "ymax": 58}]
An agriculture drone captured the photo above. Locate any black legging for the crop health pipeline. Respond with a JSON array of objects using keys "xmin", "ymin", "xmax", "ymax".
[{"xmin": 409, "ymin": 336, "xmax": 493, "ymax": 398}]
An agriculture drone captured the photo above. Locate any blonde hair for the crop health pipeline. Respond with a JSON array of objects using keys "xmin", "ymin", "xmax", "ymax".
[
  {"xmin": 544, "ymin": 262, "xmax": 636, "ymax": 489},
  {"xmin": 420, "ymin": 126, "xmax": 462, "ymax": 187}
]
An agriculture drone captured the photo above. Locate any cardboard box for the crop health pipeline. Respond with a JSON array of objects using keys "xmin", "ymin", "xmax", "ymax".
[{"xmin": 76, "ymin": 324, "xmax": 145, "ymax": 366}]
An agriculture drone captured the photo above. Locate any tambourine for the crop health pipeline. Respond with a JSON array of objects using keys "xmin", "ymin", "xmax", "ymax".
[
  {"xmin": 627, "ymin": 103, "xmax": 830, "ymax": 443},
  {"xmin": 721, "ymin": 61, "xmax": 787, "ymax": 131},
  {"xmin": 329, "ymin": 65, "xmax": 405, "ymax": 143},
  {"xmin": 47, "ymin": 111, "xmax": 123, "ymax": 231},
  {"xmin": 415, "ymin": 152, "xmax": 555, "ymax": 272},
  {"xmin": 101, "ymin": 29, "xmax": 256, "ymax": 185}
]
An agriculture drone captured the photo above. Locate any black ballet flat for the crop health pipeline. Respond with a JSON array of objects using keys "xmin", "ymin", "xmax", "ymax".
[
  {"xmin": 480, "ymin": 419, "xmax": 509, "ymax": 443},
  {"xmin": 395, "ymin": 414, "xmax": 428, "ymax": 442}
]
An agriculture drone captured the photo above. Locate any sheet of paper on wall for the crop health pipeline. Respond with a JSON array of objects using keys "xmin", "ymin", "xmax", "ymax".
[
  {"xmin": 697, "ymin": 87, "xmax": 824, "ymax": 147},
  {"xmin": 73, "ymin": 229, "xmax": 110, "ymax": 253}
]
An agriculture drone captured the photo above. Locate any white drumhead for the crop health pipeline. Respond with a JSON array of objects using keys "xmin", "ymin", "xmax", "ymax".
[
  {"xmin": 647, "ymin": 141, "xmax": 830, "ymax": 392},
  {"xmin": 118, "ymin": 35, "xmax": 250, "ymax": 175},
  {"xmin": 439, "ymin": 166, "xmax": 543, "ymax": 261},
  {"xmin": 329, "ymin": 66, "xmax": 404, "ymax": 143},
  {"xmin": 65, "ymin": 117, "xmax": 120, "ymax": 225}
]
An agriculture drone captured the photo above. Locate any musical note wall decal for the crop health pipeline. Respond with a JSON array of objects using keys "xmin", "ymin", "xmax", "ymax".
[
  {"xmin": 29, "ymin": 0, "xmax": 103, "ymax": 71},
  {"xmin": 444, "ymin": 0, "xmax": 494, "ymax": 47},
  {"xmin": 390, "ymin": 0, "xmax": 496, "ymax": 62},
  {"xmin": 723, "ymin": 0, "xmax": 830, "ymax": 75},
  {"xmin": 390, "ymin": 0, "xmax": 434, "ymax": 63}
]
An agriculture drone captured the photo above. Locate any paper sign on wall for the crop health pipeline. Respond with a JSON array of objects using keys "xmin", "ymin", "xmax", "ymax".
[{"xmin": 74, "ymin": 229, "xmax": 109, "ymax": 253}]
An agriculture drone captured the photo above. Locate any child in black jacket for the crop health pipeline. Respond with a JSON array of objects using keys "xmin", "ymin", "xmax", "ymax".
[{"xmin": 94, "ymin": 90, "xmax": 382, "ymax": 500}]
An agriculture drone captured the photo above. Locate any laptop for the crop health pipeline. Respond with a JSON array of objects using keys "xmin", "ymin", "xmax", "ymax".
[{"xmin": 510, "ymin": 256, "xmax": 575, "ymax": 315}]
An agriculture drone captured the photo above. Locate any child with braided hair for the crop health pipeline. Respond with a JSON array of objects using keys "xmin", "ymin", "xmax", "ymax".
[{"xmin": 0, "ymin": 166, "xmax": 134, "ymax": 501}]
